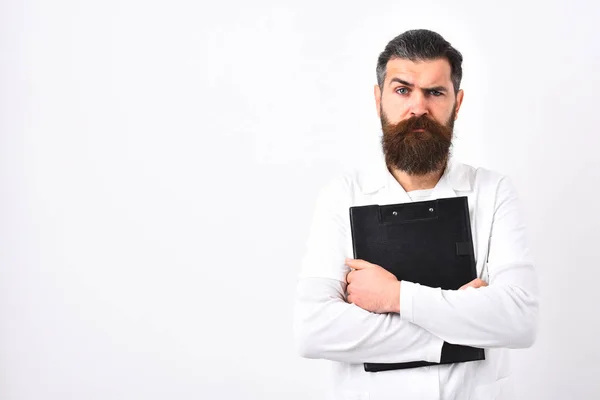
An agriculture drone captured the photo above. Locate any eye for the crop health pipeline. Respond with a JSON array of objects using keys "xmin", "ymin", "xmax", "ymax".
[
  {"xmin": 395, "ymin": 87, "xmax": 409, "ymax": 95},
  {"xmin": 429, "ymin": 89, "xmax": 443, "ymax": 97}
]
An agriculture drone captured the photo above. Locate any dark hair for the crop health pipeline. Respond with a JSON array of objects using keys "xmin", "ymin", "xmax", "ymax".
[{"xmin": 376, "ymin": 29, "xmax": 463, "ymax": 94}]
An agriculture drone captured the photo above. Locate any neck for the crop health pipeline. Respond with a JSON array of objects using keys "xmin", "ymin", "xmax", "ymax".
[{"xmin": 387, "ymin": 163, "xmax": 447, "ymax": 192}]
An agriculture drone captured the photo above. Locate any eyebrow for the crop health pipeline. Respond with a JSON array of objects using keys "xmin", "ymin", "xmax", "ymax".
[{"xmin": 389, "ymin": 77, "xmax": 448, "ymax": 93}]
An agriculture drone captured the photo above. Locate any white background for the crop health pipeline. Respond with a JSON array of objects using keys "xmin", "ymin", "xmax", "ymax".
[{"xmin": 1, "ymin": 0, "xmax": 599, "ymax": 399}]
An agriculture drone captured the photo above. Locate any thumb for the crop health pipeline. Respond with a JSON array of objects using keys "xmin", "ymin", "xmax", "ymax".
[{"xmin": 345, "ymin": 258, "xmax": 374, "ymax": 270}]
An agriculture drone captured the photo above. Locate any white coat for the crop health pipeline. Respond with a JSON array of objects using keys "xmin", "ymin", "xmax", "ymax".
[{"xmin": 293, "ymin": 156, "xmax": 539, "ymax": 400}]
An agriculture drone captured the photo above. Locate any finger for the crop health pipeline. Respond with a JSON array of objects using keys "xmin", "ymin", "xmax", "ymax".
[
  {"xmin": 471, "ymin": 279, "xmax": 488, "ymax": 288},
  {"xmin": 345, "ymin": 258, "xmax": 374, "ymax": 270},
  {"xmin": 460, "ymin": 278, "xmax": 478, "ymax": 290},
  {"xmin": 459, "ymin": 279, "xmax": 488, "ymax": 290},
  {"xmin": 459, "ymin": 283, "xmax": 477, "ymax": 290},
  {"xmin": 346, "ymin": 270, "xmax": 353, "ymax": 284}
]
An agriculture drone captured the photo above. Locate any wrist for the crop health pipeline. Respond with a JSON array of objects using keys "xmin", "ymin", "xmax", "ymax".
[{"xmin": 387, "ymin": 281, "xmax": 401, "ymax": 313}]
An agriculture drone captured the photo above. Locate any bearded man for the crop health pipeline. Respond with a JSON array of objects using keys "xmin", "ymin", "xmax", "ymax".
[{"xmin": 293, "ymin": 29, "xmax": 539, "ymax": 400}]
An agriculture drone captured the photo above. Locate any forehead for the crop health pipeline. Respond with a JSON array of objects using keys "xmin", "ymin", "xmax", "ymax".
[{"xmin": 384, "ymin": 57, "xmax": 452, "ymax": 87}]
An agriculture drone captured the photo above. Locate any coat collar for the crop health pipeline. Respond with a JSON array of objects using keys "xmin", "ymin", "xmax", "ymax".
[{"xmin": 358, "ymin": 154, "xmax": 474, "ymax": 199}]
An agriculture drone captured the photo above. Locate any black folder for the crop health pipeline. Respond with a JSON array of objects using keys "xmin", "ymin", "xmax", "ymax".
[{"xmin": 348, "ymin": 196, "xmax": 485, "ymax": 372}]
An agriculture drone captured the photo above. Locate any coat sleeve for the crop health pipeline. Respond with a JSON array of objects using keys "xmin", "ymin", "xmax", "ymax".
[
  {"xmin": 293, "ymin": 176, "xmax": 444, "ymax": 364},
  {"xmin": 399, "ymin": 176, "xmax": 539, "ymax": 349}
]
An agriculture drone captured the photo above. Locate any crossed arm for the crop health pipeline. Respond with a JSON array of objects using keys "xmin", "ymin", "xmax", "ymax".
[{"xmin": 293, "ymin": 178, "xmax": 539, "ymax": 364}]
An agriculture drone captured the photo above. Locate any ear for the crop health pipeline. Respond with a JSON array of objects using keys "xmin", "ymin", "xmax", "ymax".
[
  {"xmin": 454, "ymin": 89, "xmax": 464, "ymax": 120},
  {"xmin": 374, "ymin": 84, "xmax": 382, "ymax": 119}
]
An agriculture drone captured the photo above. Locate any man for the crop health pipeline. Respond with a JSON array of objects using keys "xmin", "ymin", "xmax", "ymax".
[{"xmin": 293, "ymin": 29, "xmax": 539, "ymax": 400}]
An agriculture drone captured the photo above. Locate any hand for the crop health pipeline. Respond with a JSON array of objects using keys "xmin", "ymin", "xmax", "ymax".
[
  {"xmin": 345, "ymin": 258, "xmax": 400, "ymax": 314},
  {"xmin": 459, "ymin": 278, "xmax": 488, "ymax": 290}
]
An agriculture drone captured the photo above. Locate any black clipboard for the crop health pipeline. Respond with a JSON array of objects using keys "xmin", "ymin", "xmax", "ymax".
[{"xmin": 349, "ymin": 196, "xmax": 485, "ymax": 372}]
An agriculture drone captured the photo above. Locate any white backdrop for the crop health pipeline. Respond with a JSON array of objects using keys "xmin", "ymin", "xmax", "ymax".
[{"xmin": 1, "ymin": 0, "xmax": 599, "ymax": 399}]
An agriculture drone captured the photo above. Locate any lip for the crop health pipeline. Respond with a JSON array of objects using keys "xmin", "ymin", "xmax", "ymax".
[{"xmin": 412, "ymin": 128, "xmax": 426, "ymax": 132}]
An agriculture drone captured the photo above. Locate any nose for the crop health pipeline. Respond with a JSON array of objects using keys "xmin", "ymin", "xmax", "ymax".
[{"xmin": 409, "ymin": 92, "xmax": 428, "ymax": 117}]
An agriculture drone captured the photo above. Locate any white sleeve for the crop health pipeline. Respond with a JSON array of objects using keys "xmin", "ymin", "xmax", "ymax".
[
  {"xmin": 399, "ymin": 177, "xmax": 540, "ymax": 349},
  {"xmin": 293, "ymin": 176, "xmax": 444, "ymax": 364}
]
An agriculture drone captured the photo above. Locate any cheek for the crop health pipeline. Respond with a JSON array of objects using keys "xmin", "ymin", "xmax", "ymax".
[
  {"xmin": 381, "ymin": 97, "xmax": 410, "ymax": 123},
  {"xmin": 431, "ymin": 105, "xmax": 455, "ymax": 124}
]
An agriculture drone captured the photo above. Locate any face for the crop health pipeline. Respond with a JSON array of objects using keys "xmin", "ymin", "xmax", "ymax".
[{"xmin": 374, "ymin": 57, "xmax": 464, "ymax": 175}]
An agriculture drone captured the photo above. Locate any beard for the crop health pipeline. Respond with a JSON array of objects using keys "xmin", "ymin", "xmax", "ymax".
[{"xmin": 380, "ymin": 108, "xmax": 456, "ymax": 176}]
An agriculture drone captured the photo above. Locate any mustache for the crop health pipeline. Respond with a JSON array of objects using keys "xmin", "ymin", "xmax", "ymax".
[{"xmin": 384, "ymin": 114, "xmax": 452, "ymax": 140}]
